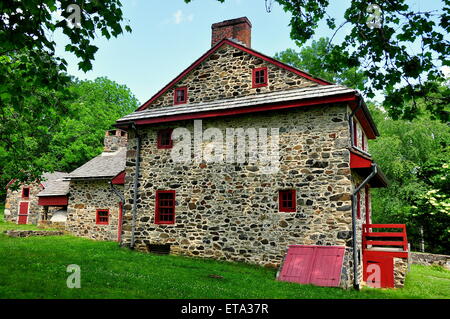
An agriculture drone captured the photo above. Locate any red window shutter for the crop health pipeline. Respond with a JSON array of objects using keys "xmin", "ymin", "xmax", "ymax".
[
  {"xmin": 279, "ymin": 190, "xmax": 296, "ymax": 212},
  {"xmin": 157, "ymin": 129, "xmax": 173, "ymax": 149},
  {"xmin": 155, "ymin": 190, "xmax": 176, "ymax": 224}
]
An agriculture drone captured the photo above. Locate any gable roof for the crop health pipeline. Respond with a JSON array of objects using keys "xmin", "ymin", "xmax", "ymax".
[
  {"xmin": 136, "ymin": 38, "xmax": 332, "ymax": 111},
  {"xmin": 68, "ymin": 148, "xmax": 126, "ymax": 181},
  {"xmin": 40, "ymin": 172, "xmax": 68, "ymax": 188},
  {"xmin": 118, "ymin": 85, "xmax": 356, "ymax": 124},
  {"xmin": 38, "ymin": 179, "xmax": 70, "ymax": 197},
  {"xmin": 6, "ymin": 171, "xmax": 68, "ymax": 191}
]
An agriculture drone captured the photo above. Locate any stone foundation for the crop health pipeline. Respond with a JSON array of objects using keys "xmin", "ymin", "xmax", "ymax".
[
  {"xmin": 5, "ymin": 230, "xmax": 65, "ymax": 237},
  {"xmin": 394, "ymin": 257, "xmax": 409, "ymax": 288}
]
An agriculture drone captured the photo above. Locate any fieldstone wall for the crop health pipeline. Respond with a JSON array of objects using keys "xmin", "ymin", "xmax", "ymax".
[
  {"xmin": 104, "ymin": 129, "xmax": 128, "ymax": 152},
  {"xmin": 148, "ymin": 43, "xmax": 318, "ymax": 109},
  {"xmin": 121, "ymin": 103, "xmax": 364, "ymax": 288},
  {"xmin": 4, "ymin": 181, "xmax": 43, "ymax": 225},
  {"xmin": 66, "ymin": 180, "xmax": 123, "ymax": 241},
  {"xmin": 5, "ymin": 230, "xmax": 65, "ymax": 237},
  {"xmin": 410, "ymin": 252, "xmax": 450, "ymax": 270},
  {"xmin": 394, "ymin": 257, "xmax": 409, "ymax": 288}
]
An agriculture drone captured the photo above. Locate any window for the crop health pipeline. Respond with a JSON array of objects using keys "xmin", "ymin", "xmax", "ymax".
[
  {"xmin": 96, "ymin": 209, "xmax": 109, "ymax": 225},
  {"xmin": 279, "ymin": 190, "xmax": 296, "ymax": 212},
  {"xmin": 22, "ymin": 187, "xmax": 30, "ymax": 199},
  {"xmin": 173, "ymin": 87, "xmax": 188, "ymax": 105},
  {"xmin": 157, "ymin": 129, "xmax": 173, "ymax": 149},
  {"xmin": 155, "ymin": 190, "xmax": 176, "ymax": 224},
  {"xmin": 252, "ymin": 67, "xmax": 268, "ymax": 88},
  {"xmin": 353, "ymin": 119, "xmax": 358, "ymax": 147},
  {"xmin": 356, "ymin": 192, "xmax": 361, "ymax": 219},
  {"xmin": 361, "ymin": 133, "xmax": 365, "ymax": 150}
]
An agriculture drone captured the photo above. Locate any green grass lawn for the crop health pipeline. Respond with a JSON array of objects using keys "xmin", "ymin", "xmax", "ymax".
[{"xmin": 0, "ymin": 203, "xmax": 449, "ymax": 299}]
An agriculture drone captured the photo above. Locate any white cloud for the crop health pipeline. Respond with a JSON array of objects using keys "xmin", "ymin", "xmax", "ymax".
[{"xmin": 172, "ymin": 10, "xmax": 194, "ymax": 24}]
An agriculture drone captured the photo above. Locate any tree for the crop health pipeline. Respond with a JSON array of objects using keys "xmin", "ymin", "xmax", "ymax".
[
  {"xmin": 0, "ymin": 75, "xmax": 139, "ymax": 200},
  {"xmin": 0, "ymin": 0, "xmax": 131, "ymax": 187},
  {"xmin": 274, "ymin": 37, "xmax": 367, "ymax": 91},
  {"xmin": 0, "ymin": 0, "xmax": 131, "ymax": 72},
  {"xmin": 43, "ymin": 77, "xmax": 140, "ymax": 172},
  {"xmin": 186, "ymin": 0, "xmax": 450, "ymax": 122},
  {"xmin": 368, "ymin": 99, "xmax": 450, "ymax": 254}
]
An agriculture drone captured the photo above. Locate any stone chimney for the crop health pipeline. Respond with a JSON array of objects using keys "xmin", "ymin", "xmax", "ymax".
[
  {"xmin": 104, "ymin": 129, "xmax": 127, "ymax": 152},
  {"xmin": 211, "ymin": 17, "xmax": 252, "ymax": 48}
]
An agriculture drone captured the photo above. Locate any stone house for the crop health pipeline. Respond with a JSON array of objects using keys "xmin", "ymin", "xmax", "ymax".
[
  {"xmin": 65, "ymin": 129, "xmax": 127, "ymax": 242},
  {"xmin": 114, "ymin": 17, "xmax": 404, "ymax": 289},
  {"xmin": 4, "ymin": 172, "xmax": 69, "ymax": 225}
]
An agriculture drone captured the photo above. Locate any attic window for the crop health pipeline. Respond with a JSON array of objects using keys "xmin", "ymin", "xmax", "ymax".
[
  {"xmin": 157, "ymin": 129, "xmax": 173, "ymax": 149},
  {"xmin": 174, "ymin": 87, "xmax": 188, "ymax": 105},
  {"xmin": 279, "ymin": 190, "xmax": 296, "ymax": 212},
  {"xmin": 22, "ymin": 187, "xmax": 30, "ymax": 199},
  {"xmin": 96, "ymin": 209, "xmax": 109, "ymax": 225},
  {"xmin": 252, "ymin": 67, "xmax": 268, "ymax": 88}
]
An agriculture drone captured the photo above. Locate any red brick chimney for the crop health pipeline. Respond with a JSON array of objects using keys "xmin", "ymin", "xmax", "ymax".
[{"xmin": 211, "ymin": 17, "xmax": 252, "ymax": 48}]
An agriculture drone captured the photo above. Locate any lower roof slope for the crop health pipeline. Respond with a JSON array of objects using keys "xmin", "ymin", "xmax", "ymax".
[
  {"xmin": 68, "ymin": 148, "xmax": 126, "ymax": 181},
  {"xmin": 117, "ymin": 85, "xmax": 356, "ymax": 124}
]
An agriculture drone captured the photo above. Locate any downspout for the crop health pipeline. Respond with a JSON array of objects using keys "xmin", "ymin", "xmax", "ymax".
[
  {"xmin": 351, "ymin": 163, "xmax": 378, "ymax": 290},
  {"xmin": 130, "ymin": 123, "xmax": 141, "ymax": 249},
  {"xmin": 109, "ymin": 181, "xmax": 125, "ymax": 243}
]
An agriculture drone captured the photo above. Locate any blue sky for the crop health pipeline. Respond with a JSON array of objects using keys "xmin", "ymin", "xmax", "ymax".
[{"xmin": 53, "ymin": 0, "xmax": 446, "ymax": 104}]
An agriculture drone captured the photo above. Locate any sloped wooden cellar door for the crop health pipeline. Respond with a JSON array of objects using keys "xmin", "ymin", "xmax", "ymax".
[{"xmin": 278, "ymin": 245, "xmax": 345, "ymax": 287}]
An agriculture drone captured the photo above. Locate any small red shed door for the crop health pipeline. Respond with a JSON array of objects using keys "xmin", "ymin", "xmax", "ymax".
[
  {"xmin": 278, "ymin": 245, "xmax": 345, "ymax": 287},
  {"xmin": 363, "ymin": 256, "xmax": 394, "ymax": 288},
  {"xmin": 18, "ymin": 202, "xmax": 29, "ymax": 224}
]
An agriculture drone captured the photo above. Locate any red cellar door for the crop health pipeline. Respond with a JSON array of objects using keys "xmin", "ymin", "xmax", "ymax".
[{"xmin": 278, "ymin": 245, "xmax": 345, "ymax": 287}]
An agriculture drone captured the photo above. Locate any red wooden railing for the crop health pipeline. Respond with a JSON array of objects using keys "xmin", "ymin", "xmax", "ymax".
[{"xmin": 362, "ymin": 224, "xmax": 408, "ymax": 251}]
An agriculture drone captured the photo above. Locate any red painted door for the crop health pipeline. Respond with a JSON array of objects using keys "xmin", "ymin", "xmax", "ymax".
[
  {"xmin": 278, "ymin": 245, "xmax": 345, "ymax": 287},
  {"xmin": 363, "ymin": 255, "xmax": 394, "ymax": 288},
  {"xmin": 18, "ymin": 202, "xmax": 29, "ymax": 224}
]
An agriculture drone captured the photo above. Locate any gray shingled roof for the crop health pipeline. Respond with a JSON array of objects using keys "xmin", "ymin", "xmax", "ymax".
[
  {"xmin": 68, "ymin": 147, "xmax": 126, "ymax": 180},
  {"xmin": 38, "ymin": 172, "xmax": 70, "ymax": 197},
  {"xmin": 117, "ymin": 85, "xmax": 356, "ymax": 123}
]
